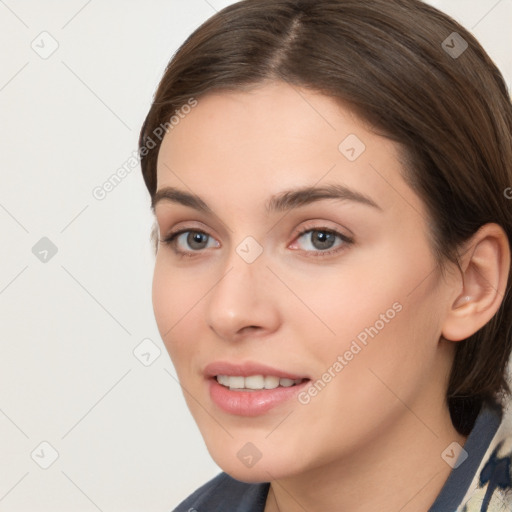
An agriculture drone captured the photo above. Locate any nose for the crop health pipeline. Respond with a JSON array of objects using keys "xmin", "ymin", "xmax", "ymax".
[{"xmin": 205, "ymin": 247, "xmax": 281, "ymax": 342}]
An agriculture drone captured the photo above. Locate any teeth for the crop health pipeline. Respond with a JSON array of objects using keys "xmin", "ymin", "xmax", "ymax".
[
  {"xmin": 264, "ymin": 375, "xmax": 280, "ymax": 389},
  {"xmin": 216, "ymin": 375, "xmax": 303, "ymax": 391},
  {"xmin": 245, "ymin": 375, "xmax": 265, "ymax": 389},
  {"xmin": 228, "ymin": 376, "xmax": 245, "ymax": 389},
  {"xmin": 217, "ymin": 375, "xmax": 230, "ymax": 387}
]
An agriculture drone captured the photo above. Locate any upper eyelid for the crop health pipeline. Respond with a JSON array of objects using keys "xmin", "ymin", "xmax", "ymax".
[
  {"xmin": 165, "ymin": 222, "xmax": 347, "ymax": 237},
  {"xmin": 155, "ymin": 207, "xmax": 232, "ymax": 238},
  {"xmin": 161, "ymin": 220, "xmax": 214, "ymax": 238}
]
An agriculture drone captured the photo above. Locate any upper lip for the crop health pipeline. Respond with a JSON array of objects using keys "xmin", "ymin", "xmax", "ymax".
[{"xmin": 204, "ymin": 361, "xmax": 309, "ymax": 380}]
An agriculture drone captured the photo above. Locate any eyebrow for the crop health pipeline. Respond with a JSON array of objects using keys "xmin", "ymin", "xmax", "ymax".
[{"xmin": 151, "ymin": 183, "xmax": 382, "ymax": 214}]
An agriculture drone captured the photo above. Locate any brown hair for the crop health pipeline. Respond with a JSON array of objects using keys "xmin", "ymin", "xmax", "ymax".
[{"xmin": 139, "ymin": 0, "xmax": 512, "ymax": 435}]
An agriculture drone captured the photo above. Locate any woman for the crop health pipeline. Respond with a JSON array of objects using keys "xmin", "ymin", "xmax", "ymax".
[{"xmin": 139, "ymin": 0, "xmax": 512, "ymax": 510}]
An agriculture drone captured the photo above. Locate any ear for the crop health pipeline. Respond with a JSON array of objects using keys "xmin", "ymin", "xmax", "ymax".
[{"xmin": 441, "ymin": 223, "xmax": 510, "ymax": 342}]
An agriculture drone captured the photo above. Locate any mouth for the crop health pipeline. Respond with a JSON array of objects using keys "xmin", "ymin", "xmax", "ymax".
[
  {"xmin": 215, "ymin": 374, "xmax": 307, "ymax": 391},
  {"xmin": 204, "ymin": 361, "xmax": 311, "ymax": 416}
]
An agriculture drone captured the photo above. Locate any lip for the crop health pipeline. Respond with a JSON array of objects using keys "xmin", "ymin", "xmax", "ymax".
[
  {"xmin": 204, "ymin": 361, "xmax": 310, "ymax": 417},
  {"xmin": 204, "ymin": 361, "xmax": 309, "ymax": 380}
]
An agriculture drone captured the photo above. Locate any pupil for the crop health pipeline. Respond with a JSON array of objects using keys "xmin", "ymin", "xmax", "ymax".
[
  {"xmin": 189, "ymin": 232, "xmax": 207, "ymax": 249},
  {"xmin": 314, "ymin": 231, "xmax": 334, "ymax": 249}
]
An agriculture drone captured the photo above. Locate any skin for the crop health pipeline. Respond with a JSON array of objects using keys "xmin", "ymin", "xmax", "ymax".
[{"xmin": 151, "ymin": 81, "xmax": 510, "ymax": 512}]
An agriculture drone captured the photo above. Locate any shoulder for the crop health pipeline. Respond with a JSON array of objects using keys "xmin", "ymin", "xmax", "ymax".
[
  {"xmin": 172, "ymin": 472, "xmax": 269, "ymax": 512},
  {"xmin": 459, "ymin": 400, "xmax": 512, "ymax": 511}
]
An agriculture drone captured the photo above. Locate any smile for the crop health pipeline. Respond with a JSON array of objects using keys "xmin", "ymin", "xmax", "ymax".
[
  {"xmin": 216, "ymin": 374, "xmax": 305, "ymax": 391},
  {"xmin": 204, "ymin": 361, "xmax": 311, "ymax": 416}
]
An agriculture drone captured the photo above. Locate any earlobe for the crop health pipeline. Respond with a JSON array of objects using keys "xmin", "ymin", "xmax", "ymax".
[{"xmin": 441, "ymin": 223, "xmax": 510, "ymax": 342}]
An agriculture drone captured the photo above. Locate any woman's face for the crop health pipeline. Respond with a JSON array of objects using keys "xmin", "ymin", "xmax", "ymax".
[{"xmin": 152, "ymin": 81, "xmax": 458, "ymax": 482}]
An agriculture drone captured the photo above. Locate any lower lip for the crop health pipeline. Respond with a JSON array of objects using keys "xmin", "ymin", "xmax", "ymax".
[{"xmin": 208, "ymin": 378, "xmax": 309, "ymax": 416}]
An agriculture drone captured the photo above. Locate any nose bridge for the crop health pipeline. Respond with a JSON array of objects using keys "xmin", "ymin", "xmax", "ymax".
[
  {"xmin": 205, "ymin": 235, "xmax": 278, "ymax": 339},
  {"xmin": 218, "ymin": 233, "xmax": 267, "ymax": 295}
]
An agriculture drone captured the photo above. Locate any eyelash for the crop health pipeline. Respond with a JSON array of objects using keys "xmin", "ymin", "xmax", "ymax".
[{"xmin": 160, "ymin": 225, "xmax": 354, "ymax": 259}]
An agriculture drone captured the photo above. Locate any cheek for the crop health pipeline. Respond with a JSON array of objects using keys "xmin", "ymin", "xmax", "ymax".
[
  {"xmin": 151, "ymin": 258, "xmax": 203, "ymax": 363},
  {"xmin": 298, "ymin": 241, "xmax": 441, "ymax": 380},
  {"xmin": 152, "ymin": 259, "xmax": 176, "ymax": 336},
  {"xmin": 290, "ymin": 258, "xmax": 403, "ymax": 351}
]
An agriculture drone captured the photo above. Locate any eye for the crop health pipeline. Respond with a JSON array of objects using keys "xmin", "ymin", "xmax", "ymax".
[
  {"xmin": 160, "ymin": 229, "xmax": 219, "ymax": 256},
  {"xmin": 160, "ymin": 225, "xmax": 353, "ymax": 258},
  {"xmin": 290, "ymin": 227, "xmax": 353, "ymax": 257}
]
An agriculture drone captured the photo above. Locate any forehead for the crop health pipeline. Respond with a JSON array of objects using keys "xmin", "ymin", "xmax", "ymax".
[
  {"xmin": 155, "ymin": 81, "xmax": 422, "ymax": 218},
  {"xmin": 158, "ymin": 81, "xmax": 363, "ymax": 165}
]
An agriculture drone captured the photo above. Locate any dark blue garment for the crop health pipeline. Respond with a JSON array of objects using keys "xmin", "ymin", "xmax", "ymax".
[{"xmin": 173, "ymin": 401, "xmax": 504, "ymax": 512}]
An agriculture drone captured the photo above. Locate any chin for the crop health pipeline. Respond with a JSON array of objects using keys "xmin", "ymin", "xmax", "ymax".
[
  {"xmin": 224, "ymin": 467, "xmax": 272, "ymax": 484},
  {"xmin": 209, "ymin": 443, "xmax": 306, "ymax": 483}
]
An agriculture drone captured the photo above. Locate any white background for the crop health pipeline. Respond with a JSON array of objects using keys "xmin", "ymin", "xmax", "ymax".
[{"xmin": 0, "ymin": 1, "xmax": 510, "ymax": 510}]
